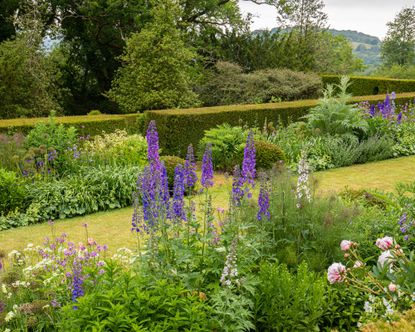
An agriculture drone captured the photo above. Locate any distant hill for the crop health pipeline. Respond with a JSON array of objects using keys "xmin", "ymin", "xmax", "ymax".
[
  {"xmin": 328, "ymin": 29, "xmax": 381, "ymax": 66},
  {"xmin": 257, "ymin": 28, "xmax": 382, "ymax": 67}
]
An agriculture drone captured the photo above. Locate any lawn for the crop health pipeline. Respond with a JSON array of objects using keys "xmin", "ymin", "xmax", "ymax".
[{"xmin": 1, "ymin": 155, "xmax": 414, "ymax": 254}]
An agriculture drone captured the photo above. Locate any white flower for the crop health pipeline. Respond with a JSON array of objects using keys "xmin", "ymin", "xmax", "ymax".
[
  {"xmin": 353, "ymin": 260, "xmax": 364, "ymax": 268},
  {"xmin": 378, "ymin": 250, "xmax": 394, "ymax": 268},
  {"xmin": 1, "ymin": 283, "xmax": 7, "ymax": 294},
  {"xmin": 388, "ymin": 283, "xmax": 397, "ymax": 293},
  {"xmin": 5, "ymin": 311, "xmax": 15, "ymax": 322}
]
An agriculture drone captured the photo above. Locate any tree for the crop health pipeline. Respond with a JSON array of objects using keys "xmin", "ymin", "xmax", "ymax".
[
  {"xmin": 108, "ymin": 0, "xmax": 199, "ymax": 113},
  {"xmin": 0, "ymin": 0, "xmax": 21, "ymax": 42},
  {"xmin": 0, "ymin": 30, "xmax": 60, "ymax": 118},
  {"xmin": 381, "ymin": 6, "xmax": 415, "ymax": 66}
]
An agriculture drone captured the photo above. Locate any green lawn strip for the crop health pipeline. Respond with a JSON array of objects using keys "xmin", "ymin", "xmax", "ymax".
[
  {"xmin": 314, "ymin": 155, "xmax": 415, "ymax": 194},
  {"xmin": 1, "ymin": 156, "xmax": 414, "ymax": 254}
]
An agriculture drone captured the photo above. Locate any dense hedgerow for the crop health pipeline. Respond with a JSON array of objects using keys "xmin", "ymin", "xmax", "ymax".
[
  {"xmin": 322, "ymin": 75, "xmax": 415, "ymax": 96},
  {"xmin": 144, "ymin": 92, "xmax": 415, "ymax": 156}
]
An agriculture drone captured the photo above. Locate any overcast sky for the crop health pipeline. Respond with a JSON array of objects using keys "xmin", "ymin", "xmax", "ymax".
[{"xmin": 238, "ymin": 0, "xmax": 415, "ymax": 39}]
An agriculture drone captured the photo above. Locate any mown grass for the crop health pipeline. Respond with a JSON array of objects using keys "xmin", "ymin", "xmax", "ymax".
[{"xmin": 1, "ymin": 156, "xmax": 414, "ymax": 254}]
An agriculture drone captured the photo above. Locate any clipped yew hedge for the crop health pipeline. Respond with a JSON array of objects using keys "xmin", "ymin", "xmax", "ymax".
[
  {"xmin": 0, "ymin": 113, "xmax": 142, "ymax": 136},
  {"xmin": 145, "ymin": 92, "xmax": 415, "ymax": 157},
  {"xmin": 322, "ymin": 75, "xmax": 415, "ymax": 96}
]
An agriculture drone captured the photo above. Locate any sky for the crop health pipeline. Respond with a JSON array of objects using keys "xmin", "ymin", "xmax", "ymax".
[{"xmin": 238, "ymin": 0, "xmax": 415, "ymax": 39}]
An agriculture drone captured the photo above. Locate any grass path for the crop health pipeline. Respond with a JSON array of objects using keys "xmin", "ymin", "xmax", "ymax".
[{"xmin": 1, "ymin": 156, "xmax": 414, "ymax": 254}]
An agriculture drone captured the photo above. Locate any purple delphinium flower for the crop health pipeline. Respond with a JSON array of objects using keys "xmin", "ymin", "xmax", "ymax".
[
  {"xmin": 146, "ymin": 120, "xmax": 160, "ymax": 169},
  {"xmin": 241, "ymin": 131, "xmax": 256, "ymax": 198},
  {"xmin": 160, "ymin": 162, "xmax": 170, "ymax": 210},
  {"xmin": 184, "ymin": 144, "xmax": 197, "ymax": 189},
  {"xmin": 369, "ymin": 104, "xmax": 376, "ymax": 117},
  {"xmin": 397, "ymin": 112, "xmax": 403, "ymax": 124},
  {"xmin": 172, "ymin": 164, "xmax": 186, "ymax": 221},
  {"xmin": 201, "ymin": 144, "xmax": 214, "ymax": 188},
  {"xmin": 391, "ymin": 91, "xmax": 396, "ymax": 100},
  {"xmin": 231, "ymin": 165, "xmax": 244, "ymax": 207},
  {"xmin": 257, "ymin": 175, "xmax": 270, "ymax": 221},
  {"xmin": 71, "ymin": 261, "xmax": 84, "ymax": 308}
]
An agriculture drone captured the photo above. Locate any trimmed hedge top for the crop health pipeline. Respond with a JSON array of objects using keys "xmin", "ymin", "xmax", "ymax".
[
  {"xmin": 0, "ymin": 113, "xmax": 142, "ymax": 136},
  {"xmin": 145, "ymin": 92, "xmax": 415, "ymax": 157},
  {"xmin": 322, "ymin": 75, "xmax": 415, "ymax": 97}
]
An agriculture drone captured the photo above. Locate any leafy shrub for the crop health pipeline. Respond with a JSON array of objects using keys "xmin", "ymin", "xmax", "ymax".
[
  {"xmin": 251, "ymin": 140, "xmax": 285, "ymax": 170},
  {"xmin": 305, "ymin": 76, "xmax": 368, "ymax": 138},
  {"xmin": 77, "ymin": 130, "xmax": 148, "ymax": 168},
  {"xmin": 160, "ymin": 155, "xmax": 186, "ymax": 187},
  {"xmin": 254, "ymin": 262, "xmax": 326, "ymax": 331},
  {"xmin": 0, "ymin": 133, "xmax": 25, "ymax": 172},
  {"xmin": 60, "ymin": 265, "xmax": 215, "ymax": 331},
  {"xmin": 87, "ymin": 110, "xmax": 101, "ymax": 115},
  {"xmin": 199, "ymin": 124, "xmax": 247, "ymax": 171},
  {"xmin": 199, "ymin": 61, "xmax": 323, "ymax": 106},
  {"xmin": 25, "ymin": 115, "xmax": 78, "ymax": 153},
  {"xmin": 0, "ymin": 168, "xmax": 27, "ymax": 214},
  {"xmin": 0, "ymin": 165, "xmax": 140, "ymax": 230}
]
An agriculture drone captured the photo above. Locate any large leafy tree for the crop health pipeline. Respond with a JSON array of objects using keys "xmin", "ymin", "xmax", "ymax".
[
  {"xmin": 381, "ymin": 6, "xmax": 415, "ymax": 66},
  {"xmin": 108, "ymin": 0, "xmax": 199, "ymax": 113}
]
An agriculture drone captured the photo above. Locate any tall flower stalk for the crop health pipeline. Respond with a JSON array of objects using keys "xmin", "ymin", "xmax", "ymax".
[
  {"xmin": 184, "ymin": 144, "xmax": 197, "ymax": 192},
  {"xmin": 296, "ymin": 151, "xmax": 312, "ymax": 209},
  {"xmin": 241, "ymin": 131, "xmax": 256, "ymax": 198},
  {"xmin": 201, "ymin": 143, "xmax": 214, "ymax": 189},
  {"xmin": 257, "ymin": 174, "xmax": 270, "ymax": 221}
]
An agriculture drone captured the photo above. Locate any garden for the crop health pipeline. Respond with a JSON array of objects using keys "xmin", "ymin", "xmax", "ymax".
[{"xmin": 1, "ymin": 75, "xmax": 415, "ymax": 331}]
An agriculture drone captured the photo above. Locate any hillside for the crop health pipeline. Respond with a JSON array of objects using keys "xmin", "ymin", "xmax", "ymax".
[{"xmin": 328, "ymin": 29, "xmax": 381, "ymax": 66}]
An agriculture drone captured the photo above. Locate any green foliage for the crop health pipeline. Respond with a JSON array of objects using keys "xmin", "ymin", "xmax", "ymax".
[
  {"xmin": 198, "ymin": 62, "xmax": 323, "ymax": 106},
  {"xmin": 0, "ymin": 31, "xmax": 60, "ymax": 119},
  {"xmin": 144, "ymin": 92, "xmax": 415, "ymax": 157},
  {"xmin": 25, "ymin": 115, "xmax": 77, "ymax": 153},
  {"xmin": 322, "ymin": 75, "xmax": 415, "ymax": 96},
  {"xmin": 60, "ymin": 265, "xmax": 215, "ymax": 331},
  {"xmin": 254, "ymin": 262, "xmax": 326, "ymax": 331},
  {"xmin": 109, "ymin": 0, "xmax": 199, "ymax": 113},
  {"xmin": 254, "ymin": 140, "xmax": 285, "ymax": 170},
  {"xmin": 0, "ymin": 165, "xmax": 140, "ymax": 230},
  {"xmin": 374, "ymin": 65, "xmax": 415, "ymax": 79},
  {"xmin": 0, "ymin": 113, "xmax": 142, "ymax": 136},
  {"xmin": 0, "ymin": 168, "xmax": 27, "ymax": 214},
  {"xmin": 305, "ymin": 76, "xmax": 369, "ymax": 137},
  {"xmin": 160, "ymin": 155, "xmax": 186, "ymax": 187},
  {"xmin": 0, "ymin": 133, "xmax": 25, "ymax": 172},
  {"xmin": 87, "ymin": 110, "xmax": 101, "ymax": 116},
  {"xmin": 381, "ymin": 7, "xmax": 415, "ymax": 66},
  {"xmin": 199, "ymin": 124, "xmax": 247, "ymax": 171}
]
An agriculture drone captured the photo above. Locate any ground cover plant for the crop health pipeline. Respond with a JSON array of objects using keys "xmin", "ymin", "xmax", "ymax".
[{"xmin": 2, "ymin": 121, "xmax": 415, "ymax": 330}]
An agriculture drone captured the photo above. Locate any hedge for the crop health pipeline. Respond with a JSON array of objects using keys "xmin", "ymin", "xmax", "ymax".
[
  {"xmin": 144, "ymin": 92, "xmax": 415, "ymax": 157},
  {"xmin": 322, "ymin": 75, "xmax": 415, "ymax": 96},
  {"xmin": 0, "ymin": 113, "xmax": 142, "ymax": 136}
]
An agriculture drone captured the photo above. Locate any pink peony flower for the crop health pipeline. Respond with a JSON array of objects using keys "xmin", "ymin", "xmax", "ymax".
[
  {"xmin": 388, "ymin": 283, "xmax": 397, "ymax": 292},
  {"xmin": 340, "ymin": 240, "xmax": 353, "ymax": 251},
  {"xmin": 353, "ymin": 260, "xmax": 364, "ymax": 268},
  {"xmin": 378, "ymin": 250, "xmax": 394, "ymax": 267},
  {"xmin": 327, "ymin": 263, "xmax": 347, "ymax": 284},
  {"xmin": 376, "ymin": 236, "xmax": 394, "ymax": 251}
]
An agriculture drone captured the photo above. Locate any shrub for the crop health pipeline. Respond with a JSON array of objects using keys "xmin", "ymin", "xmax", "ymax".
[
  {"xmin": 0, "ymin": 168, "xmax": 27, "ymax": 214},
  {"xmin": 0, "ymin": 133, "xmax": 25, "ymax": 172},
  {"xmin": 199, "ymin": 61, "xmax": 323, "ymax": 106},
  {"xmin": 322, "ymin": 74, "xmax": 415, "ymax": 96},
  {"xmin": 254, "ymin": 262, "xmax": 326, "ymax": 331},
  {"xmin": 59, "ymin": 266, "xmax": 215, "ymax": 331},
  {"xmin": 0, "ymin": 165, "xmax": 140, "ymax": 230},
  {"xmin": 305, "ymin": 76, "xmax": 369, "ymax": 138},
  {"xmin": 87, "ymin": 110, "xmax": 101, "ymax": 115},
  {"xmin": 198, "ymin": 124, "xmax": 246, "ymax": 171},
  {"xmin": 254, "ymin": 140, "xmax": 285, "ymax": 170},
  {"xmin": 160, "ymin": 155, "xmax": 186, "ymax": 187}
]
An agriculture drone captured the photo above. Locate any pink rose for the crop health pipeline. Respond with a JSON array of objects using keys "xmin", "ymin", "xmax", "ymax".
[
  {"xmin": 376, "ymin": 236, "xmax": 394, "ymax": 251},
  {"xmin": 388, "ymin": 283, "xmax": 397, "ymax": 292},
  {"xmin": 327, "ymin": 263, "xmax": 347, "ymax": 284},
  {"xmin": 340, "ymin": 240, "xmax": 353, "ymax": 251}
]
